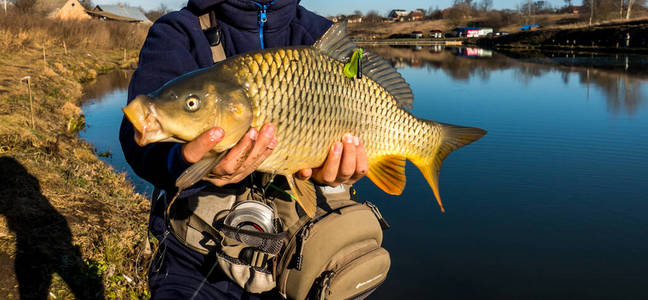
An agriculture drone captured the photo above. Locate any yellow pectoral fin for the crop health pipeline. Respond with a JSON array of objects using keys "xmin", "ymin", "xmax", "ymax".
[
  {"xmin": 286, "ymin": 174, "xmax": 317, "ymax": 218},
  {"xmin": 366, "ymin": 155, "xmax": 407, "ymax": 195}
]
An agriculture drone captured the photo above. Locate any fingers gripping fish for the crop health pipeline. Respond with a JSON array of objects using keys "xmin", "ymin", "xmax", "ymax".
[{"xmin": 122, "ymin": 22, "xmax": 487, "ymax": 218}]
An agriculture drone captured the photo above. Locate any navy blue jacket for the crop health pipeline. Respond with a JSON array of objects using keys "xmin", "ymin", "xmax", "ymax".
[{"xmin": 120, "ymin": 0, "xmax": 332, "ymax": 193}]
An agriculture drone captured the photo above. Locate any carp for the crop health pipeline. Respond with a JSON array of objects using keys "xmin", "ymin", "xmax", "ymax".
[{"xmin": 122, "ymin": 22, "xmax": 486, "ymax": 217}]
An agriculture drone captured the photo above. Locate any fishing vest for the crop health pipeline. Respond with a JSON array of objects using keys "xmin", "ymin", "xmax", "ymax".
[{"xmin": 161, "ymin": 12, "xmax": 391, "ymax": 300}]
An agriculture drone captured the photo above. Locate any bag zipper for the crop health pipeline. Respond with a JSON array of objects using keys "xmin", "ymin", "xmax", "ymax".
[
  {"xmin": 294, "ymin": 222, "xmax": 312, "ymax": 271},
  {"xmin": 364, "ymin": 201, "xmax": 390, "ymax": 230}
]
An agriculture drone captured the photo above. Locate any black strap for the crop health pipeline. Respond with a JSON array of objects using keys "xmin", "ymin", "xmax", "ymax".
[
  {"xmin": 216, "ymin": 221, "xmax": 288, "ymax": 255},
  {"xmin": 202, "ymin": 10, "xmax": 222, "ymax": 46}
]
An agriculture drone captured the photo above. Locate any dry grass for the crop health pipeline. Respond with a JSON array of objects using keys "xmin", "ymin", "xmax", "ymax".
[
  {"xmin": 0, "ymin": 10, "xmax": 148, "ymax": 53},
  {"xmin": 0, "ymin": 11, "xmax": 151, "ymax": 299}
]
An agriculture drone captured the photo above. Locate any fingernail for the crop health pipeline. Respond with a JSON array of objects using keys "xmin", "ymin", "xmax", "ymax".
[
  {"xmin": 249, "ymin": 128, "xmax": 257, "ymax": 140},
  {"xmin": 343, "ymin": 133, "xmax": 353, "ymax": 143},
  {"xmin": 267, "ymin": 137, "xmax": 277, "ymax": 150},
  {"xmin": 209, "ymin": 128, "xmax": 223, "ymax": 142},
  {"xmin": 353, "ymin": 136, "xmax": 359, "ymax": 146},
  {"xmin": 333, "ymin": 142, "xmax": 342, "ymax": 154},
  {"xmin": 263, "ymin": 124, "xmax": 275, "ymax": 137}
]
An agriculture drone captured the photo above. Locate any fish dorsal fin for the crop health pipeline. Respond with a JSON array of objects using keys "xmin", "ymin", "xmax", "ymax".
[
  {"xmin": 313, "ymin": 22, "xmax": 414, "ymax": 109},
  {"xmin": 313, "ymin": 21, "xmax": 356, "ymax": 62},
  {"xmin": 361, "ymin": 52, "xmax": 413, "ymax": 109}
]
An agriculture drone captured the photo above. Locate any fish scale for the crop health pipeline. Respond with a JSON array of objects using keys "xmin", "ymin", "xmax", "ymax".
[{"xmin": 225, "ymin": 48, "xmax": 424, "ymax": 175}]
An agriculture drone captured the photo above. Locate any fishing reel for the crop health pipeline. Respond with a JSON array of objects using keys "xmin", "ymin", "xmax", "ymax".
[{"xmin": 223, "ymin": 201, "xmax": 277, "ymax": 234}]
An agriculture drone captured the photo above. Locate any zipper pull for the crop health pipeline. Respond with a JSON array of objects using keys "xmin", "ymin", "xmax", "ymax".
[
  {"xmin": 365, "ymin": 201, "xmax": 390, "ymax": 230},
  {"xmin": 258, "ymin": 7, "xmax": 267, "ymax": 25},
  {"xmin": 318, "ymin": 271, "xmax": 335, "ymax": 300},
  {"xmin": 294, "ymin": 223, "xmax": 312, "ymax": 271}
]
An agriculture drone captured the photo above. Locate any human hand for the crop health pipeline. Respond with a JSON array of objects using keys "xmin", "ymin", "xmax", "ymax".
[
  {"xmin": 181, "ymin": 123, "xmax": 277, "ymax": 187},
  {"xmin": 296, "ymin": 133, "xmax": 368, "ymax": 186}
]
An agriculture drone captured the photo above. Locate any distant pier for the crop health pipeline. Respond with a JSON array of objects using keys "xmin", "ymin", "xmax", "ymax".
[{"xmin": 355, "ymin": 39, "xmax": 463, "ymax": 46}]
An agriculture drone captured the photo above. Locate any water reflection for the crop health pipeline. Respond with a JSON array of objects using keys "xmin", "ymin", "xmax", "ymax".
[
  {"xmin": 79, "ymin": 70, "xmax": 153, "ymax": 196},
  {"xmin": 81, "ymin": 69, "xmax": 131, "ymax": 102},
  {"xmin": 367, "ymin": 46, "xmax": 646, "ymax": 115}
]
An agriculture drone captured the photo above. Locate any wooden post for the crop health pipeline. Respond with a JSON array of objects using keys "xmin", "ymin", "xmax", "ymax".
[
  {"xmin": 42, "ymin": 46, "xmax": 46, "ymax": 68},
  {"xmin": 123, "ymin": 48, "xmax": 126, "ymax": 64},
  {"xmin": 21, "ymin": 76, "xmax": 34, "ymax": 129},
  {"xmin": 3, "ymin": 0, "xmax": 7, "ymax": 15}
]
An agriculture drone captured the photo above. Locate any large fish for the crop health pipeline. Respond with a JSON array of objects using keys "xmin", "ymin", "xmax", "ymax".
[{"xmin": 122, "ymin": 22, "xmax": 486, "ymax": 217}]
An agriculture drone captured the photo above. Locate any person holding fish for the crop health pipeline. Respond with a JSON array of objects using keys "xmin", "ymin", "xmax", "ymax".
[
  {"xmin": 122, "ymin": 0, "xmax": 485, "ymax": 298},
  {"xmin": 120, "ymin": 0, "xmax": 370, "ymax": 299}
]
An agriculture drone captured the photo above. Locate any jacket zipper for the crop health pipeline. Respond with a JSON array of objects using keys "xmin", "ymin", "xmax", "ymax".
[{"xmin": 252, "ymin": 1, "xmax": 275, "ymax": 50}]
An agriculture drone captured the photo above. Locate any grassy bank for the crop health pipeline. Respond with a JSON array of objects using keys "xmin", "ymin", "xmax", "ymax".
[{"xmin": 0, "ymin": 12, "xmax": 151, "ymax": 299}]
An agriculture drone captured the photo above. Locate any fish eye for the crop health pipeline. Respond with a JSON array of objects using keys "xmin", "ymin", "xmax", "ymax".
[{"xmin": 185, "ymin": 95, "xmax": 201, "ymax": 112}]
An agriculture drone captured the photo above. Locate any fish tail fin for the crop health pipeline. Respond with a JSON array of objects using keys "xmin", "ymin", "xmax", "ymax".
[{"xmin": 410, "ymin": 122, "xmax": 487, "ymax": 212}]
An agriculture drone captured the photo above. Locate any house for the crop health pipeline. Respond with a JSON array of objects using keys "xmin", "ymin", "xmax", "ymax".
[
  {"xmin": 411, "ymin": 31, "xmax": 423, "ymax": 38},
  {"xmin": 387, "ymin": 9, "xmax": 408, "ymax": 19},
  {"xmin": 454, "ymin": 27, "xmax": 493, "ymax": 37},
  {"xmin": 429, "ymin": 30, "xmax": 443, "ymax": 39},
  {"xmin": 408, "ymin": 10, "xmax": 424, "ymax": 21},
  {"xmin": 454, "ymin": 27, "xmax": 480, "ymax": 37},
  {"xmin": 87, "ymin": 4, "xmax": 151, "ymax": 23},
  {"xmin": 36, "ymin": 0, "xmax": 90, "ymax": 20},
  {"xmin": 346, "ymin": 14, "xmax": 363, "ymax": 23},
  {"xmin": 479, "ymin": 28, "xmax": 493, "ymax": 36}
]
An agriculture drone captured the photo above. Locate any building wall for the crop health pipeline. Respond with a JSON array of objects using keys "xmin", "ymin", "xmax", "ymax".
[{"xmin": 52, "ymin": 0, "xmax": 90, "ymax": 21}]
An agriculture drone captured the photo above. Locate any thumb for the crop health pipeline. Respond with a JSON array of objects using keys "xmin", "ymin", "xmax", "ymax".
[{"xmin": 181, "ymin": 128, "xmax": 224, "ymax": 163}]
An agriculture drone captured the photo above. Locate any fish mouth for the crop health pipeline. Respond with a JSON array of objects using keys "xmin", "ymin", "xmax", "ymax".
[{"xmin": 122, "ymin": 96, "xmax": 170, "ymax": 146}]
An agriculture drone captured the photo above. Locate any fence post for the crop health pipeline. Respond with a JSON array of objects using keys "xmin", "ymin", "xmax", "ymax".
[
  {"xmin": 21, "ymin": 76, "xmax": 34, "ymax": 129},
  {"xmin": 42, "ymin": 46, "xmax": 47, "ymax": 68}
]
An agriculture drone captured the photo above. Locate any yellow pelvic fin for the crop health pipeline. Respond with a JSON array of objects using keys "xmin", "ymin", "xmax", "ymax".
[
  {"xmin": 285, "ymin": 174, "xmax": 317, "ymax": 218},
  {"xmin": 367, "ymin": 155, "xmax": 407, "ymax": 195},
  {"xmin": 412, "ymin": 122, "xmax": 487, "ymax": 213}
]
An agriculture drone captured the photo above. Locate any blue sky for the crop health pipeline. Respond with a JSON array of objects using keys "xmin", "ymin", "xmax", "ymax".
[{"xmin": 93, "ymin": 0, "xmax": 566, "ymax": 15}]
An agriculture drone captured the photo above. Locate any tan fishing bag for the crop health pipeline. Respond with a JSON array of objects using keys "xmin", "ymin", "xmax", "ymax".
[{"xmin": 274, "ymin": 190, "xmax": 391, "ymax": 300}]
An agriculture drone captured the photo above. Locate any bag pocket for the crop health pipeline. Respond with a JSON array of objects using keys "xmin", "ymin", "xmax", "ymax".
[
  {"xmin": 216, "ymin": 235, "xmax": 277, "ymax": 293},
  {"xmin": 311, "ymin": 245, "xmax": 390, "ymax": 300},
  {"xmin": 276, "ymin": 202, "xmax": 390, "ymax": 300}
]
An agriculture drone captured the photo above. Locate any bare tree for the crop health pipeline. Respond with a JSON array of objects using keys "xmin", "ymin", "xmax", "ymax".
[
  {"xmin": 626, "ymin": 0, "xmax": 636, "ymax": 18},
  {"xmin": 80, "ymin": 0, "xmax": 94, "ymax": 10},
  {"xmin": 479, "ymin": 0, "xmax": 493, "ymax": 12},
  {"xmin": 364, "ymin": 10, "xmax": 382, "ymax": 23},
  {"xmin": 145, "ymin": 3, "xmax": 169, "ymax": 22},
  {"xmin": 15, "ymin": 0, "xmax": 36, "ymax": 13}
]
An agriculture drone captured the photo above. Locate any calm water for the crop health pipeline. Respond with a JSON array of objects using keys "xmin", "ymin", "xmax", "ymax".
[{"xmin": 81, "ymin": 48, "xmax": 648, "ymax": 299}]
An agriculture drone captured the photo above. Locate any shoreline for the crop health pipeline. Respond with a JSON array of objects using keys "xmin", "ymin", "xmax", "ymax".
[{"xmin": 0, "ymin": 46, "xmax": 150, "ymax": 298}]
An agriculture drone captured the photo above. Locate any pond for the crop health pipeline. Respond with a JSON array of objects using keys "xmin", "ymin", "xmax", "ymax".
[{"xmin": 81, "ymin": 47, "xmax": 648, "ymax": 299}]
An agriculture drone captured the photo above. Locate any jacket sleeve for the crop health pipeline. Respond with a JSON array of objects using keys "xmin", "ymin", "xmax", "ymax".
[{"xmin": 120, "ymin": 13, "xmax": 201, "ymax": 190}]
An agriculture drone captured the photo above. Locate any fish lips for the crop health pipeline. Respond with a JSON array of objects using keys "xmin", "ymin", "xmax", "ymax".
[{"xmin": 122, "ymin": 95, "xmax": 171, "ymax": 146}]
